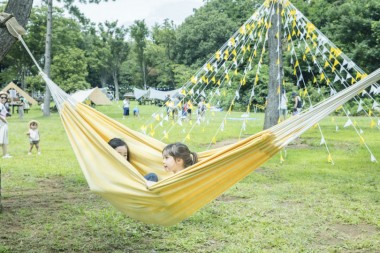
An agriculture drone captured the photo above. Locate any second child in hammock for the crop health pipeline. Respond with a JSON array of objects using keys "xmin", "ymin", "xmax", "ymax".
[{"xmin": 162, "ymin": 142, "xmax": 198, "ymax": 174}]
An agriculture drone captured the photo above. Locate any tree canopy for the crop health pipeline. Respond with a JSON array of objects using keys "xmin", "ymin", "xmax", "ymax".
[{"xmin": 0, "ymin": 0, "xmax": 378, "ymax": 103}]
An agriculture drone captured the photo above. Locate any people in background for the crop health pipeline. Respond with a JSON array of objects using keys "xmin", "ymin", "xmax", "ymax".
[
  {"xmin": 122, "ymin": 96, "xmax": 130, "ymax": 119},
  {"xmin": 292, "ymin": 92, "xmax": 302, "ymax": 115},
  {"xmin": 197, "ymin": 97, "xmax": 206, "ymax": 119},
  {"xmin": 186, "ymin": 100, "xmax": 192, "ymax": 120},
  {"xmin": 27, "ymin": 120, "xmax": 41, "ymax": 155},
  {"xmin": 0, "ymin": 92, "xmax": 11, "ymax": 158},
  {"xmin": 108, "ymin": 138, "xmax": 158, "ymax": 182},
  {"xmin": 162, "ymin": 142, "xmax": 198, "ymax": 174},
  {"xmin": 18, "ymin": 97, "xmax": 25, "ymax": 119},
  {"xmin": 133, "ymin": 106, "xmax": 140, "ymax": 117},
  {"xmin": 279, "ymin": 89, "xmax": 288, "ymax": 121}
]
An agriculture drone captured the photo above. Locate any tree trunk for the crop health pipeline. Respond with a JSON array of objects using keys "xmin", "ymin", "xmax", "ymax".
[
  {"xmin": 43, "ymin": 0, "xmax": 53, "ymax": 117},
  {"xmin": 264, "ymin": 2, "xmax": 283, "ymax": 130},
  {"xmin": 0, "ymin": 0, "xmax": 33, "ymax": 62},
  {"xmin": 113, "ymin": 70, "xmax": 119, "ymax": 100}
]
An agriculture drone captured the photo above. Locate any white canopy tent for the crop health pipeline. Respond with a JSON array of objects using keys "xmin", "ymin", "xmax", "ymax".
[
  {"xmin": 148, "ymin": 88, "xmax": 182, "ymax": 101},
  {"xmin": 71, "ymin": 87, "xmax": 112, "ymax": 105}
]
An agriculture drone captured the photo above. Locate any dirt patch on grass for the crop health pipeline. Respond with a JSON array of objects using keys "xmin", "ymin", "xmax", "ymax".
[
  {"xmin": 1, "ymin": 177, "xmax": 92, "ymax": 211},
  {"xmin": 317, "ymin": 224, "xmax": 378, "ymax": 247},
  {"xmin": 332, "ymin": 224, "xmax": 378, "ymax": 238},
  {"xmin": 216, "ymin": 194, "xmax": 247, "ymax": 202}
]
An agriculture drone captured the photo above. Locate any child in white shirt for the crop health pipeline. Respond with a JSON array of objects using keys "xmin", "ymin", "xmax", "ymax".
[{"xmin": 27, "ymin": 120, "xmax": 41, "ymax": 155}]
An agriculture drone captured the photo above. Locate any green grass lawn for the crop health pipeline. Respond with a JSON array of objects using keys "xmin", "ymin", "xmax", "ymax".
[{"xmin": 0, "ymin": 101, "xmax": 379, "ymax": 252}]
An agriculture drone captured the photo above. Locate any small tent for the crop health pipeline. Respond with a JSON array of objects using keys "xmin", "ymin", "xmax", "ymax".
[
  {"xmin": 1, "ymin": 82, "xmax": 38, "ymax": 105},
  {"xmin": 71, "ymin": 87, "xmax": 112, "ymax": 105}
]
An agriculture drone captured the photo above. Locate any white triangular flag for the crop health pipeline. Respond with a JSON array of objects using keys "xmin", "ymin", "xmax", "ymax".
[
  {"xmin": 370, "ymin": 85, "xmax": 376, "ymax": 94},
  {"xmin": 357, "ymin": 100, "xmax": 363, "ymax": 113},
  {"xmin": 333, "ymin": 75, "xmax": 340, "ymax": 84},
  {"xmin": 370, "ymin": 153, "xmax": 377, "ymax": 163},
  {"xmin": 344, "ymin": 119, "xmax": 353, "ymax": 128},
  {"xmin": 320, "ymin": 136, "xmax": 325, "ymax": 145}
]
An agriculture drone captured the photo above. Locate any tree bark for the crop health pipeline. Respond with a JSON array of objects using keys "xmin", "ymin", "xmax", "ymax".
[
  {"xmin": 264, "ymin": 2, "xmax": 283, "ymax": 130},
  {"xmin": 0, "ymin": 0, "xmax": 33, "ymax": 62},
  {"xmin": 43, "ymin": 0, "xmax": 53, "ymax": 116}
]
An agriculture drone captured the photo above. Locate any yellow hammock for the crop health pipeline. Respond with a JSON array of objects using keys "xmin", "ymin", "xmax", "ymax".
[
  {"xmin": 7, "ymin": 18, "xmax": 380, "ymax": 225},
  {"xmin": 39, "ymin": 68, "xmax": 380, "ymax": 226}
]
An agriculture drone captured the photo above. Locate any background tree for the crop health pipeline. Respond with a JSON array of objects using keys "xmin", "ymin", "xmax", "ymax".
[
  {"xmin": 130, "ymin": 20, "xmax": 149, "ymax": 89},
  {"xmin": 98, "ymin": 21, "xmax": 129, "ymax": 99},
  {"xmin": 264, "ymin": 2, "xmax": 283, "ymax": 129}
]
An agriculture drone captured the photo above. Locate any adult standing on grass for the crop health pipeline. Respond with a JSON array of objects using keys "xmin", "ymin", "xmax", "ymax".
[
  {"xmin": 292, "ymin": 91, "xmax": 302, "ymax": 115},
  {"xmin": 18, "ymin": 97, "xmax": 25, "ymax": 119},
  {"xmin": 279, "ymin": 88, "xmax": 288, "ymax": 122},
  {"xmin": 0, "ymin": 92, "xmax": 12, "ymax": 158},
  {"xmin": 122, "ymin": 96, "xmax": 130, "ymax": 119}
]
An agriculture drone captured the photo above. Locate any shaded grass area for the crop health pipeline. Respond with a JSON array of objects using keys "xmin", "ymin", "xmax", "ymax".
[{"xmin": 0, "ymin": 102, "xmax": 379, "ymax": 252}]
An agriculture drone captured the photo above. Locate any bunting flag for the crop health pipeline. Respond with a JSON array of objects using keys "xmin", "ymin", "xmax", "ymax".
[
  {"xmin": 139, "ymin": 0, "xmax": 379, "ymax": 167},
  {"xmin": 344, "ymin": 119, "xmax": 353, "ymax": 128}
]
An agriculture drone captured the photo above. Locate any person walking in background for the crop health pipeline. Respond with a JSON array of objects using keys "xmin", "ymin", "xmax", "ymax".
[
  {"xmin": 279, "ymin": 89, "xmax": 288, "ymax": 122},
  {"xmin": 18, "ymin": 97, "xmax": 25, "ymax": 119},
  {"xmin": 292, "ymin": 92, "xmax": 302, "ymax": 115},
  {"xmin": 186, "ymin": 100, "xmax": 192, "ymax": 120},
  {"xmin": 27, "ymin": 120, "xmax": 41, "ymax": 155},
  {"xmin": 197, "ymin": 97, "xmax": 206, "ymax": 120},
  {"xmin": 122, "ymin": 96, "xmax": 130, "ymax": 119},
  {"xmin": 0, "ymin": 92, "xmax": 11, "ymax": 158}
]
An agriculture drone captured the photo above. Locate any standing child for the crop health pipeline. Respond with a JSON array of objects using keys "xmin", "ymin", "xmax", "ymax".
[
  {"xmin": 27, "ymin": 120, "xmax": 41, "ymax": 155},
  {"xmin": 162, "ymin": 142, "xmax": 198, "ymax": 174},
  {"xmin": 133, "ymin": 106, "xmax": 140, "ymax": 117},
  {"xmin": 122, "ymin": 96, "xmax": 130, "ymax": 119}
]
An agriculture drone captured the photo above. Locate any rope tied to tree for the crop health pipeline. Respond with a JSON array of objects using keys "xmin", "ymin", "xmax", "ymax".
[{"xmin": 0, "ymin": 12, "xmax": 26, "ymax": 38}]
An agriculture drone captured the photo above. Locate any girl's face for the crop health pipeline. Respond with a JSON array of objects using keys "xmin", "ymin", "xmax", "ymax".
[
  {"xmin": 30, "ymin": 123, "xmax": 38, "ymax": 130},
  {"xmin": 163, "ymin": 154, "xmax": 184, "ymax": 173},
  {"xmin": 115, "ymin": 145, "xmax": 128, "ymax": 161}
]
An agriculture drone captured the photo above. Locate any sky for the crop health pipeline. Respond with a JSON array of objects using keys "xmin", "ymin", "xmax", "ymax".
[{"xmin": 33, "ymin": 0, "xmax": 205, "ymax": 27}]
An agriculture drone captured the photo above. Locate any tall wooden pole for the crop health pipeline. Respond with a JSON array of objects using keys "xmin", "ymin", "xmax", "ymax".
[{"xmin": 264, "ymin": 1, "xmax": 283, "ymax": 129}]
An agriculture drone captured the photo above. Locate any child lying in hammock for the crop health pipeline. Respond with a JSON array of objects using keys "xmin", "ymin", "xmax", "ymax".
[
  {"xmin": 108, "ymin": 138, "xmax": 158, "ymax": 182},
  {"xmin": 162, "ymin": 142, "xmax": 198, "ymax": 173}
]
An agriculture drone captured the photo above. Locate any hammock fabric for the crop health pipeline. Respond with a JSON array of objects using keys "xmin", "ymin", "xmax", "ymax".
[
  {"xmin": 6, "ymin": 17, "xmax": 380, "ymax": 225},
  {"xmin": 45, "ymin": 68, "xmax": 380, "ymax": 226}
]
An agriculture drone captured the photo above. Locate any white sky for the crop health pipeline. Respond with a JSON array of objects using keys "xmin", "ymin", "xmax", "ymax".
[{"xmin": 33, "ymin": 0, "xmax": 205, "ymax": 27}]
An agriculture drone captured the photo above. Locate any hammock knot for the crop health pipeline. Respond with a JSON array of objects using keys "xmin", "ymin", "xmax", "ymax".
[{"xmin": 0, "ymin": 12, "xmax": 26, "ymax": 38}]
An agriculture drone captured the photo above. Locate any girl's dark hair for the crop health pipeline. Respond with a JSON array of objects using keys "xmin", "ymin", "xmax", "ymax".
[
  {"xmin": 108, "ymin": 138, "xmax": 130, "ymax": 161},
  {"xmin": 162, "ymin": 142, "xmax": 198, "ymax": 168}
]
